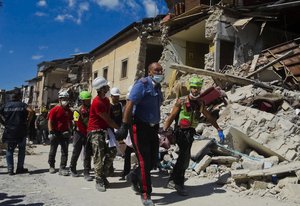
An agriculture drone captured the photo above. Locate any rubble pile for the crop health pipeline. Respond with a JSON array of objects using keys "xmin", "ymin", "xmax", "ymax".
[{"xmin": 160, "ymin": 81, "xmax": 300, "ymax": 202}]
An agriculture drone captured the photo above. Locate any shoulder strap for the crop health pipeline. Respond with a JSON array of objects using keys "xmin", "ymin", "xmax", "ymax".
[
  {"xmin": 118, "ymin": 102, "xmax": 123, "ymax": 110},
  {"xmin": 197, "ymin": 98, "xmax": 205, "ymax": 113}
]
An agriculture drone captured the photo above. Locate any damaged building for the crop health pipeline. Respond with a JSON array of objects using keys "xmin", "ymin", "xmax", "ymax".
[
  {"xmin": 161, "ymin": 0, "xmax": 300, "ymax": 89},
  {"xmin": 90, "ymin": 16, "xmax": 164, "ymax": 98},
  {"xmin": 26, "ymin": 53, "xmax": 93, "ymax": 109},
  {"xmin": 158, "ymin": 0, "xmax": 300, "ymax": 202},
  {"xmin": 15, "ymin": 16, "xmax": 165, "ymax": 110}
]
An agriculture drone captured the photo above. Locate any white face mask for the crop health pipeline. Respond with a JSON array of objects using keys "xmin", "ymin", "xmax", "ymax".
[
  {"xmin": 61, "ymin": 101, "xmax": 69, "ymax": 106},
  {"xmin": 152, "ymin": 74, "xmax": 164, "ymax": 83},
  {"xmin": 189, "ymin": 92, "xmax": 200, "ymax": 99}
]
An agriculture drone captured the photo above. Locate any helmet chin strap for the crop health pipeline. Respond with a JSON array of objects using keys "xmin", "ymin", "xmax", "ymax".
[{"xmin": 189, "ymin": 92, "xmax": 200, "ymax": 99}]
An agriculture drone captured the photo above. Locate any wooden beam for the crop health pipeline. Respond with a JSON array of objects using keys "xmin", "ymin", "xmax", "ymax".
[
  {"xmin": 170, "ymin": 64, "xmax": 256, "ymax": 86},
  {"xmin": 247, "ymin": 50, "xmax": 294, "ymax": 78}
]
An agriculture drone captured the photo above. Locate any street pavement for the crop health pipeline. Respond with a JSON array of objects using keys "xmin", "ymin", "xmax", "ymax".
[{"xmin": 0, "ymin": 144, "xmax": 298, "ymax": 206}]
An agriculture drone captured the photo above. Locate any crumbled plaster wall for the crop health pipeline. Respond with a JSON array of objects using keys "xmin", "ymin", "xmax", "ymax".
[
  {"xmin": 135, "ymin": 39, "xmax": 147, "ymax": 80},
  {"xmin": 232, "ymin": 23, "xmax": 262, "ymax": 65},
  {"xmin": 135, "ymin": 21, "xmax": 162, "ymax": 80},
  {"xmin": 204, "ymin": 52, "xmax": 214, "ymax": 70},
  {"xmin": 206, "ymin": 7, "xmax": 264, "ymax": 68},
  {"xmin": 204, "ymin": 8, "xmax": 223, "ymax": 71},
  {"xmin": 205, "ymin": 7, "xmax": 223, "ymax": 40},
  {"xmin": 218, "ymin": 13, "xmax": 264, "ymax": 67},
  {"xmin": 160, "ymin": 24, "xmax": 187, "ymax": 82}
]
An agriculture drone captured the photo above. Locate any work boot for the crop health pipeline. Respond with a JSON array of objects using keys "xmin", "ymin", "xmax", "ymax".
[
  {"xmin": 16, "ymin": 167, "xmax": 29, "ymax": 174},
  {"xmin": 102, "ymin": 176, "xmax": 110, "ymax": 187},
  {"xmin": 59, "ymin": 168, "xmax": 70, "ymax": 176},
  {"xmin": 95, "ymin": 179, "xmax": 106, "ymax": 192},
  {"xmin": 141, "ymin": 194, "xmax": 155, "ymax": 206},
  {"xmin": 70, "ymin": 168, "xmax": 79, "ymax": 177},
  {"xmin": 126, "ymin": 172, "xmax": 140, "ymax": 193},
  {"xmin": 8, "ymin": 168, "xmax": 14, "ymax": 176},
  {"xmin": 49, "ymin": 167, "xmax": 56, "ymax": 174},
  {"xmin": 166, "ymin": 180, "xmax": 175, "ymax": 189},
  {"xmin": 119, "ymin": 175, "xmax": 126, "ymax": 181},
  {"xmin": 84, "ymin": 171, "xmax": 93, "ymax": 181},
  {"xmin": 166, "ymin": 180, "xmax": 188, "ymax": 196},
  {"xmin": 174, "ymin": 184, "xmax": 188, "ymax": 196}
]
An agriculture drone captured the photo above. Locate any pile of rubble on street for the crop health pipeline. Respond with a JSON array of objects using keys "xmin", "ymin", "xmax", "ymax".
[{"xmin": 159, "ymin": 69, "xmax": 300, "ymax": 202}]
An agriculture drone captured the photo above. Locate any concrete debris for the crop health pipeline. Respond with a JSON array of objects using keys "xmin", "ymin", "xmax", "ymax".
[
  {"xmin": 280, "ymin": 184, "xmax": 300, "ymax": 201},
  {"xmin": 231, "ymin": 161, "xmax": 300, "ymax": 180},
  {"xmin": 193, "ymin": 155, "xmax": 212, "ymax": 174},
  {"xmin": 277, "ymin": 177, "xmax": 299, "ymax": 189},
  {"xmin": 231, "ymin": 169, "xmax": 249, "ymax": 180},
  {"xmin": 249, "ymin": 180, "xmax": 268, "ymax": 191},
  {"xmin": 241, "ymin": 157, "xmax": 264, "ymax": 170},
  {"xmin": 160, "ymin": 81, "xmax": 299, "ymax": 201},
  {"xmin": 206, "ymin": 164, "xmax": 218, "ymax": 175},
  {"xmin": 190, "ymin": 139, "xmax": 212, "ymax": 162},
  {"xmin": 231, "ymin": 162, "xmax": 243, "ymax": 170},
  {"xmin": 211, "ymin": 156, "xmax": 238, "ymax": 165}
]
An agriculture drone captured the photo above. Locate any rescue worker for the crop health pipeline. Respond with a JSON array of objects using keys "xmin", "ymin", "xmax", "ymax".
[
  {"xmin": 0, "ymin": 90, "xmax": 33, "ymax": 175},
  {"xmin": 87, "ymin": 76, "xmax": 119, "ymax": 192},
  {"xmin": 108, "ymin": 87, "xmax": 123, "ymax": 175},
  {"xmin": 48, "ymin": 91, "xmax": 73, "ymax": 176},
  {"xmin": 163, "ymin": 76, "xmax": 225, "ymax": 196},
  {"xmin": 116, "ymin": 62, "xmax": 164, "ymax": 206},
  {"xmin": 110, "ymin": 87, "xmax": 123, "ymax": 127},
  {"xmin": 35, "ymin": 107, "xmax": 48, "ymax": 144},
  {"xmin": 69, "ymin": 91, "xmax": 92, "ymax": 181}
]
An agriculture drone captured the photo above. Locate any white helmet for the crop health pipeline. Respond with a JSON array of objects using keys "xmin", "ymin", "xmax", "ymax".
[
  {"xmin": 110, "ymin": 87, "xmax": 120, "ymax": 96},
  {"xmin": 92, "ymin": 77, "xmax": 109, "ymax": 90},
  {"xmin": 58, "ymin": 91, "xmax": 69, "ymax": 98}
]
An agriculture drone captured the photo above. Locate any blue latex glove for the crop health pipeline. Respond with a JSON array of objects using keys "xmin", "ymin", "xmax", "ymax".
[{"xmin": 218, "ymin": 130, "xmax": 225, "ymax": 143}]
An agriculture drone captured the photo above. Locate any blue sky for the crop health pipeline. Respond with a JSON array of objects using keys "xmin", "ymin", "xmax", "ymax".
[{"xmin": 0, "ymin": 0, "xmax": 167, "ymax": 90}]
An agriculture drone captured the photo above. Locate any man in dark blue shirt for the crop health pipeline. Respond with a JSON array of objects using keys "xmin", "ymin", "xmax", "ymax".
[
  {"xmin": 0, "ymin": 90, "xmax": 33, "ymax": 175},
  {"xmin": 116, "ymin": 62, "xmax": 164, "ymax": 206}
]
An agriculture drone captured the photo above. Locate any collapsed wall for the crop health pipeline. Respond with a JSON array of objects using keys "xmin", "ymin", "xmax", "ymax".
[{"xmin": 160, "ymin": 82, "xmax": 300, "ymax": 201}]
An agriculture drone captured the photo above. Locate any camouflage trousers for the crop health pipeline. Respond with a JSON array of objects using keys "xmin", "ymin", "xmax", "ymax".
[{"xmin": 87, "ymin": 131, "xmax": 117, "ymax": 180}]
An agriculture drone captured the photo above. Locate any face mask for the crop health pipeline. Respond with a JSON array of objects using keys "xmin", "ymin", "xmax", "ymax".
[
  {"xmin": 152, "ymin": 74, "xmax": 164, "ymax": 83},
  {"xmin": 61, "ymin": 101, "xmax": 69, "ymax": 106},
  {"xmin": 189, "ymin": 92, "xmax": 200, "ymax": 99}
]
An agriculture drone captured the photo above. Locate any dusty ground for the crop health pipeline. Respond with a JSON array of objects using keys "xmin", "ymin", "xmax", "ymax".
[{"xmin": 0, "ymin": 144, "xmax": 299, "ymax": 206}]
